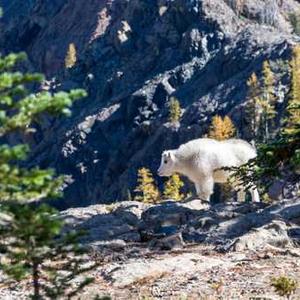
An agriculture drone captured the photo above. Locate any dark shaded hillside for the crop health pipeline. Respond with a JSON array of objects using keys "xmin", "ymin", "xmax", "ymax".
[{"xmin": 1, "ymin": 0, "xmax": 300, "ymax": 207}]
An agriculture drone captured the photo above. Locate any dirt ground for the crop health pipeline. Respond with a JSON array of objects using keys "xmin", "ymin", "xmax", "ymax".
[{"xmin": 79, "ymin": 244, "xmax": 300, "ymax": 300}]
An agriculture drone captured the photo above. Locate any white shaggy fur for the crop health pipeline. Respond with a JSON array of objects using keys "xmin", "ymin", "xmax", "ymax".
[{"xmin": 158, "ymin": 138, "xmax": 260, "ymax": 202}]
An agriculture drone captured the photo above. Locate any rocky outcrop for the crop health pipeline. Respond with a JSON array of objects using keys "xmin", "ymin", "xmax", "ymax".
[
  {"xmin": 1, "ymin": 0, "xmax": 300, "ymax": 206},
  {"xmin": 62, "ymin": 198, "xmax": 300, "ymax": 254}
]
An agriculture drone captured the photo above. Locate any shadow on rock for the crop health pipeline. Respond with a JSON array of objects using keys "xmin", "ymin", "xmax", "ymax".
[{"xmin": 60, "ymin": 198, "xmax": 300, "ymax": 255}]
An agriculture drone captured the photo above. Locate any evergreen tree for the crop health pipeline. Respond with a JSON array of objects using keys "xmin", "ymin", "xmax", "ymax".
[
  {"xmin": 0, "ymin": 204, "xmax": 95, "ymax": 299},
  {"xmin": 168, "ymin": 97, "xmax": 182, "ymax": 123},
  {"xmin": 0, "ymin": 52, "xmax": 96, "ymax": 299},
  {"xmin": 208, "ymin": 115, "xmax": 236, "ymax": 141},
  {"xmin": 163, "ymin": 174, "xmax": 185, "ymax": 201},
  {"xmin": 134, "ymin": 167, "xmax": 160, "ymax": 203},
  {"xmin": 65, "ymin": 43, "xmax": 77, "ymax": 69}
]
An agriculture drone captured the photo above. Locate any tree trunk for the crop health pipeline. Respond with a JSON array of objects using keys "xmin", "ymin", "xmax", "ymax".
[{"xmin": 32, "ymin": 261, "xmax": 40, "ymax": 300}]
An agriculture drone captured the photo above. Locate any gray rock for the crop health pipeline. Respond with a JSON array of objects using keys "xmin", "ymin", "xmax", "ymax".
[
  {"xmin": 148, "ymin": 232, "xmax": 185, "ymax": 251},
  {"xmin": 229, "ymin": 220, "xmax": 292, "ymax": 251}
]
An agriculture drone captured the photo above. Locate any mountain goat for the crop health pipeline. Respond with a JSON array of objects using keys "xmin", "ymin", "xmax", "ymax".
[{"xmin": 158, "ymin": 138, "xmax": 260, "ymax": 202}]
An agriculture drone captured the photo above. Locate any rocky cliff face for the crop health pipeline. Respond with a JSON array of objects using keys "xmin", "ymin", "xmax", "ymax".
[{"xmin": 1, "ymin": 0, "xmax": 300, "ymax": 207}]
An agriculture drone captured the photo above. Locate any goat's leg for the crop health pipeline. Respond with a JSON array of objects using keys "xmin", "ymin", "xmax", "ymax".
[
  {"xmin": 237, "ymin": 189, "xmax": 246, "ymax": 202},
  {"xmin": 250, "ymin": 186, "xmax": 260, "ymax": 202},
  {"xmin": 195, "ymin": 177, "xmax": 214, "ymax": 202}
]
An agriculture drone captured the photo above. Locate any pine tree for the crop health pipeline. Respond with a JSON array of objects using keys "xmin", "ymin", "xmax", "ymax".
[
  {"xmin": 168, "ymin": 97, "xmax": 182, "ymax": 123},
  {"xmin": 134, "ymin": 167, "xmax": 160, "ymax": 203},
  {"xmin": 208, "ymin": 115, "xmax": 236, "ymax": 141},
  {"xmin": 0, "ymin": 52, "xmax": 95, "ymax": 299},
  {"xmin": 65, "ymin": 43, "xmax": 77, "ymax": 69},
  {"xmin": 163, "ymin": 174, "xmax": 185, "ymax": 201},
  {"xmin": 0, "ymin": 204, "xmax": 95, "ymax": 299}
]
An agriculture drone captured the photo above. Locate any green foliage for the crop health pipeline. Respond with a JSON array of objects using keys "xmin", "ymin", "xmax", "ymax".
[
  {"xmin": 271, "ymin": 276, "xmax": 297, "ymax": 298},
  {"xmin": 0, "ymin": 52, "xmax": 85, "ymax": 204},
  {"xmin": 134, "ymin": 167, "xmax": 160, "ymax": 203},
  {"xmin": 0, "ymin": 203, "xmax": 96, "ymax": 299},
  {"xmin": 65, "ymin": 43, "xmax": 77, "ymax": 69},
  {"xmin": 0, "ymin": 51, "xmax": 93, "ymax": 299},
  {"xmin": 168, "ymin": 97, "xmax": 182, "ymax": 123},
  {"xmin": 163, "ymin": 174, "xmax": 185, "ymax": 201}
]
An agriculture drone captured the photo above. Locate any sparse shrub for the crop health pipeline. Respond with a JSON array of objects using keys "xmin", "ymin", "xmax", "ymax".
[
  {"xmin": 168, "ymin": 97, "xmax": 182, "ymax": 123},
  {"xmin": 208, "ymin": 115, "xmax": 236, "ymax": 141},
  {"xmin": 163, "ymin": 173, "xmax": 185, "ymax": 201},
  {"xmin": 65, "ymin": 43, "xmax": 77, "ymax": 69},
  {"xmin": 271, "ymin": 276, "xmax": 297, "ymax": 298},
  {"xmin": 134, "ymin": 167, "xmax": 160, "ymax": 203}
]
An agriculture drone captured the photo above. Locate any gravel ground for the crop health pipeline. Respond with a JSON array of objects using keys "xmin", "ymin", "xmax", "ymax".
[{"xmin": 3, "ymin": 244, "xmax": 297, "ymax": 300}]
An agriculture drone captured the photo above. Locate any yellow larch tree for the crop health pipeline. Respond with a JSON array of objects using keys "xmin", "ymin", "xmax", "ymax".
[
  {"xmin": 208, "ymin": 115, "xmax": 236, "ymax": 140},
  {"xmin": 134, "ymin": 167, "xmax": 160, "ymax": 203},
  {"xmin": 208, "ymin": 115, "xmax": 236, "ymax": 202},
  {"xmin": 244, "ymin": 72, "xmax": 262, "ymax": 139},
  {"xmin": 260, "ymin": 60, "xmax": 276, "ymax": 140},
  {"xmin": 163, "ymin": 174, "xmax": 185, "ymax": 201},
  {"xmin": 169, "ymin": 97, "xmax": 182, "ymax": 123},
  {"xmin": 65, "ymin": 43, "xmax": 77, "ymax": 69},
  {"xmin": 286, "ymin": 45, "xmax": 300, "ymax": 135}
]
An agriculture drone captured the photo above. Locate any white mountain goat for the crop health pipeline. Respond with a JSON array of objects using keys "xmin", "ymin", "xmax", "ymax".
[{"xmin": 158, "ymin": 138, "xmax": 260, "ymax": 202}]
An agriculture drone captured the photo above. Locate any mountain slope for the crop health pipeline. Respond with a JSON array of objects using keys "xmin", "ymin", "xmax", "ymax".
[{"xmin": 1, "ymin": 0, "xmax": 300, "ymax": 207}]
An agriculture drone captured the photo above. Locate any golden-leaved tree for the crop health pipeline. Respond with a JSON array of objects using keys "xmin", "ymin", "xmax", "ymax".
[
  {"xmin": 163, "ymin": 174, "xmax": 185, "ymax": 201},
  {"xmin": 286, "ymin": 45, "xmax": 300, "ymax": 135},
  {"xmin": 244, "ymin": 61, "xmax": 276, "ymax": 142},
  {"xmin": 168, "ymin": 97, "xmax": 182, "ymax": 123},
  {"xmin": 134, "ymin": 167, "xmax": 160, "ymax": 203},
  {"xmin": 245, "ymin": 72, "xmax": 261, "ymax": 138},
  {"xmin": 208, "ymin": 115, "xmax": 236, "ymax": 140},
  {"xmin": 208, "ymin": 115, "xmax": 236, "ymax": 201},
  {"xmin": 65, "ymin": 43, "xmax": 77, "ymax": 69},
  {"xmin": 260, "ymin": 60, "xmax": 276, "ymax": 140}
]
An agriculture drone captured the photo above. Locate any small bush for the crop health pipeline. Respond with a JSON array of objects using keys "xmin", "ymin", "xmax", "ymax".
[{"xmin": 271, "ymin": 276, "xmax": 297, "ymax": 298}]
